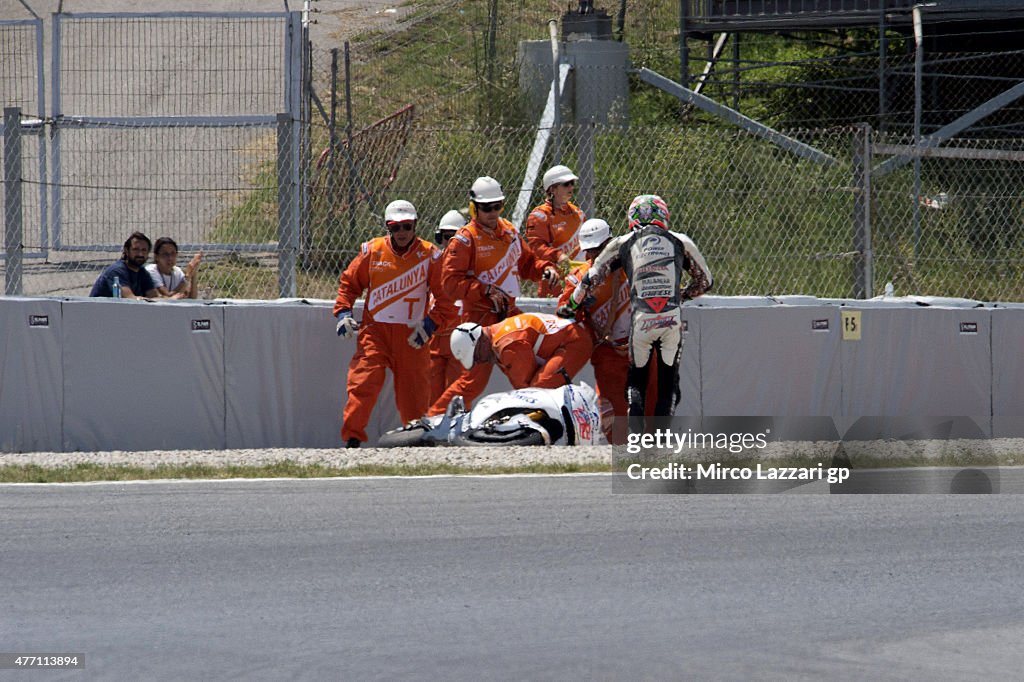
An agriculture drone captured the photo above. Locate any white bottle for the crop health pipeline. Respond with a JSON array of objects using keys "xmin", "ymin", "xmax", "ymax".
[{"xmin": 112, "ymin": 275, "xmax": 122, "ymax": 299}]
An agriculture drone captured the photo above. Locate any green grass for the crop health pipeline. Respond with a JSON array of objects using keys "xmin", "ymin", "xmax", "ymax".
[
  {"xmin": 207, "ymin": 163, "xmax": 279, "ymax": 246},
  {"xmin": 197, "ymin": 0, "xmax": 1023, "ymax": 302},
  {"xmin": 4, "ymin": 447, "xmax": 1020, "ymax": 484}
]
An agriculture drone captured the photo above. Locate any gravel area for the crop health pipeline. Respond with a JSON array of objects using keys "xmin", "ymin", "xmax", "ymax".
[
  {"xmin": 2, "ymin": 439, "xmax": 1020, "ymax": 472},
  {"xmin": 0, "ymin": 445, "xmax": 615, "ymax": 470}
]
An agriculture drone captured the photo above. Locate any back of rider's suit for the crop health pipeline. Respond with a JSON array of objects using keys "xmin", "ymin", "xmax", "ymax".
[
  {"xmin": 588, "ymin": 226, "xmax": 711, "ymax": 415},
  {"xmin": 621, "ymin": 226, "xmax": 688, "ymax": 368}
]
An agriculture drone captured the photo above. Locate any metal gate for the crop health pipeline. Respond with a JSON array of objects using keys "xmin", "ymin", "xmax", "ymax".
[
  {"xmin": 51, "ymin": 11, "xmax": 303, "ymax": 286},
  {"xmin": 1, "ymin": 16, "xmax": 46, "ymax": 269}
]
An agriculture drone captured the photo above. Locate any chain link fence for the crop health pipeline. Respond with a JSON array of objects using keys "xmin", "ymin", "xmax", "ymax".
[
  {"xmin": 303, "ymin": 121, "xmax": 1024, "ymax": 302},
  {"xmin": 3, "ymin": 9, "xmax": 302, "ymax": 298},
  {"xmin": 0, "ymin": 17, "xmax": 42, "ymax": 115},
  {"xmin": 4, "ymin": 3, "xmax": 1024, "ymax": 302},
  {"xmin": 871, "ymin": 132, "xmax": 1024, "ymax": 301}
]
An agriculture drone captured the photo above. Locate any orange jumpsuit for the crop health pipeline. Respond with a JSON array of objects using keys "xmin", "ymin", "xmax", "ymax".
[
  {"xmin": 487, "ymin": 313, "xmax": 593, "ymax": 389},
  {"xmin": 334, "ymin": 235, "xmax": 450, "ymax": 443},
  {"xmin": 559, "ymin": 262, "xmax": 659, "ymax": 443},
  {"xmin": 426, "ymin": 284, "xmax": 462, "ymax": 406},
  {"xmin": 525, "ymin": 201, "xmax": 586, "ymax": 297},
  {"xmin": 426, "ymin": 217, "xmax": 553, "ymax": 416}
]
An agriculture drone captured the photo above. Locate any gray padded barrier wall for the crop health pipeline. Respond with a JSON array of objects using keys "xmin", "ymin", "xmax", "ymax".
[
  {"xmin": 676, "ymin": 307, "xmax": 701, "ymax": 415},
  {"xmin": 0, "ymin": 297, "xmax": 64, "ymax": 452},
  {"xmin": 61, "ymin": 299, "xmax": 226, "ymax": 451},
  {"xmin": 839, "ymin": 305, "xmax": 992, "ymax": 433},
  {"xmin": 992, "ymin": 306, "xmax": 1024, "ymax": 437},
  {"xmin": 2, "ymin": 296, "xmax": 1018, "ymax": 453},
  {"xmin": 224, "ymin": 301, "xmax": 348, "ymax": 448},
  {"xmin": 697, "ymin": 304, "xmax": 841, "ymax": 416}
]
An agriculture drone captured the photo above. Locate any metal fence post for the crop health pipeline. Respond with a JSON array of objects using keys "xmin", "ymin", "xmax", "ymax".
[
  {"xmin": 301, "ymin": 21, "xmax": 313, "ymax": 271},
  {"xmin": 852, "ymin": 123, "xmax": 874, "ymax": 299},
  {"xmin": 344, "ymin": 42, "xmax": 357, "ymax": 237},
  {"xmin": 51, "ymin": 12, "xmax": 63, "ymax": 251},
  {"xmin": 4, "ymin": 107, "xmax": 24, "ymax": 296},
  {"xmin": 679, "ymin": 0, "xmax": 689, "ymax": 88},
  {"xmin": 578, "ymin": 121, "xmax": 596, "ymax": 220},
  {"xmin": 277, "ymin": 112, "xmax": 298, "ymax": 298},
  {"xmin": 912, "ymin": 4, "xmax": 924, "ymax": 260},
  {"xmin": 549, "ymin": 19, "xmax": 562, "ymax": 165},
  {"xmin": 285, "ymin": 11, "xmax": 303, "ymax": 291},
  {"xmin": 878, "ymin": 0, "xmax": 888, "ymax": 134}
]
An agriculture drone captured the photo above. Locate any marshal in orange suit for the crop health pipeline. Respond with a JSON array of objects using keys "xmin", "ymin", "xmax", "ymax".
[{"xmin": 333, "ymin": 200, "xmax": 453, "ymax": 447}]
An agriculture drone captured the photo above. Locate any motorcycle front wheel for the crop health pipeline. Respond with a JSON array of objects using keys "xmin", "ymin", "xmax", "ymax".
[
  {"xmin": 456, "ymin": 428, "xmax": 547, "ymax": 446},
  {"xmin": 377, "ymin": 424, "xmax": 433, "ymax": 448}
]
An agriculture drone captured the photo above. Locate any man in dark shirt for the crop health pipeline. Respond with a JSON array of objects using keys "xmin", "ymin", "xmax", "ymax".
[{"xmin": 89, "ymin": 231, "xmax": 160, "ymax": 299}]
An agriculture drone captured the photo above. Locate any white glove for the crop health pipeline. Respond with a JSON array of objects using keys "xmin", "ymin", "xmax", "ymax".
[
  {"xmin": 336, "ymin": 312, "xmax": 359, "ymax": 339},
  {"xmin": 569, "ymin": 272, "xmax": 592, "ymax": 307},
  {"xmin": 407, "ymin": 317, "xmax": 437, "ymax": 349},
  {"xmin": 542, "ymin": 266, "xmax": 561, "ymax": 288}
]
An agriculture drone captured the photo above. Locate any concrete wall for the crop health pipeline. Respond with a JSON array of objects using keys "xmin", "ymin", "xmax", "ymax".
[
  {"xmin": 0, "ymin": 298, "xmax": 63, "ymax": 452},
  {"xmin": 992, "ymin": 305, "xmax": 1024, "ymax": 438},
  {"xmin": 1, "ymin": 296, "xmax": 1021, "ymax": 452}
]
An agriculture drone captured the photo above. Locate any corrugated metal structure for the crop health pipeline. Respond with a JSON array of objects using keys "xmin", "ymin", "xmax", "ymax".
[{"xmin": 683, "ymin": 1, "xmax": 1024, "ymax": 32}]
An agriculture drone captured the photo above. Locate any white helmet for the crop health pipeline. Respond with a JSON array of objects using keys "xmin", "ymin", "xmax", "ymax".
[
  {"xmin": 435, "ymin": 209, "xmax": 467, "ymax": 244},
  {"xmin": 437, "ymin": 209, "xmax": 467, "ymax": 232},
  {"xmin": 469, "ymin": 176, "xmax": 505, "ymax": 204},
  {"xmin": 384, "ymin": 199, "xmax": 417, "ymax": 223},
  {"xmin": 450, "ymin": 322, "xmax": 484, "ymax": 370},
  {"xmin": 578, "ymin": 218, "xmax": 611, "ymax": 251},
  {"xmin": 543, "ymin": 164, "xmax": 579, "ymax": 192}
]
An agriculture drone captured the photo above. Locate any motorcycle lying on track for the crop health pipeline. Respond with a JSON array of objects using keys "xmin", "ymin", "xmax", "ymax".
[{"xmin": 377, "ymin": 382, "xmax": 603, "ymax": 447}]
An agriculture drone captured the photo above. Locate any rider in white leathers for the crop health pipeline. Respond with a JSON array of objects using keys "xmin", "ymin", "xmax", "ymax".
[{"xmin": 559, "ymin": 195, "xmax": 712, "ymax": 417}]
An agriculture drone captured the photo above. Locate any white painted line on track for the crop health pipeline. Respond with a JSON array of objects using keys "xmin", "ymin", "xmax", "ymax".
[{"xmin": 0, "ymin": 472, "xmax": 612, "ymax": 487}]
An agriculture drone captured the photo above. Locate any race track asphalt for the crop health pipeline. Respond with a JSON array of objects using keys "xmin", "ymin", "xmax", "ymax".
[{"xmin": 3, "ymin": 474, "xmax": 1023, "ymax": 680}]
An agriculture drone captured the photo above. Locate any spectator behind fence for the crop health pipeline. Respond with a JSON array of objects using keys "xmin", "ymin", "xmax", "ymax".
[
  {"xmin": 146, "ymin": 237, "xmax": 203, "ymax": 299},
  {"xmin": 89, "ymin": 231, "xmax": 160, "ymax": 299}
]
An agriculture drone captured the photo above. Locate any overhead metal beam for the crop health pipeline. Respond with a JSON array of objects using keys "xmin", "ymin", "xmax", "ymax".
[
  {"xmin": 873, "ymin": 78, "xmax": 1024, "ymax": 177},
  {"xmin": 873, "ymin": 144, "xmax": 1024, "ymax": 162},
  {"xmin": 637, "ymin": 67, "xmax": 838, "ymax": 167}
]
